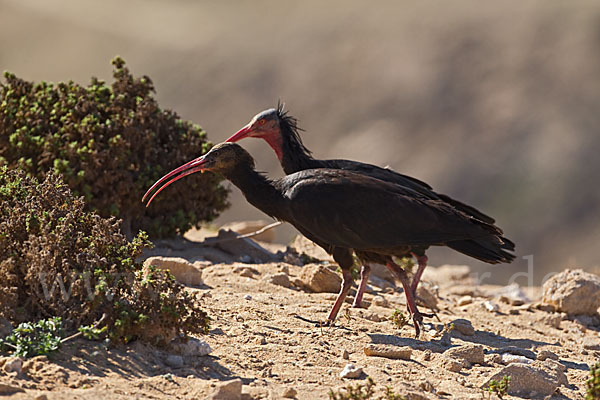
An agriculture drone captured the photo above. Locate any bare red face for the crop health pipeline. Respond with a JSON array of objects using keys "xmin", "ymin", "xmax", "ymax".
[{"xmin": 225, "ymin": 109, "xmax": 284, "ymax": 160}]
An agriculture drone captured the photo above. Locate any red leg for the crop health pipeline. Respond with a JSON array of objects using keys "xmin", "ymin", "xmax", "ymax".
[
  {"xmin": 385, "ymin": 261, "xmax": 425, "ymax": 337},
  {"xmin": 327, "ymin": 268, "xmax": 353, "ymax": 323},
  {"xmin": 410, "ymin": 253, "xmax": 428, "ymax": 295},
  {"xmin": 352, "ymin": 264, "xmax": 371, "ymax": 308}
]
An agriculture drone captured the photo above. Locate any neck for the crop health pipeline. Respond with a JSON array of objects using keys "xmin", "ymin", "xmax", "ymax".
[
  {"xmin": 279, "ymin": 121, "xmax": 317, "ymax": 174},
  {"xmin": 225, "ymin": 165, "xmax": 286, "ymax": 220}
]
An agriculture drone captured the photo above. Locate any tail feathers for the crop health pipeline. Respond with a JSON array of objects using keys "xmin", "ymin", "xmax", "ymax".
[
  {"xmin": 437, "ymin": 194, "xmax": 496, "ymax": 225},
  {"xmin": 447, "ymin": 235, "xmax": 515, "ymax": 264}
]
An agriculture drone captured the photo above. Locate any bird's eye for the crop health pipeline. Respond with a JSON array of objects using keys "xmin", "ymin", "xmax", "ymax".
[{"xmin": 258, "ymin": 119, "xmax": 266, "ymax": 126}]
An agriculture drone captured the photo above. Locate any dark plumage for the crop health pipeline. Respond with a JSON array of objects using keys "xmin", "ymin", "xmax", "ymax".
[
  {"xmin": 224, "ymin": 105, "xmax": 515, "ymax": 325},
  {"xmin": 143, "ymin": 143, "xmax": 515, "ymax": 335}
]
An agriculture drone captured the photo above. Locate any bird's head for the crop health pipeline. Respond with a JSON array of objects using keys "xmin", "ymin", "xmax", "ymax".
[
  {"xmin": 226, "ymin": 108, "xmax": 281, "ymax": 143},
  {"xmin": 143, "ymin": 142, "xmax": 254, "ymax": 206},
  {"xmin": 225, "ymin": 103, "xmax": 305, "ymax": 161}
]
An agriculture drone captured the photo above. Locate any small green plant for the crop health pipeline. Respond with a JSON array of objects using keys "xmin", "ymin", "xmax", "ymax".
[
  {"xmin": 328, "ymin": 378, "xmax": 405, "ymax": 400},
  {"xmin": 587, "ymin": 363, "xmax": 600, "ymax": 400},
  {"xmin": 391, "ymin": 309, "xmax": 408, "ymax": 329},
  {"xmin": 0, "ymin": 317, "xmax": 63, "ymax": 358},
  {"xmin": 396, "ymin": 257, "xmax": 415, "ymax": 275},
  {"xmin": 484, "ymin": 375, "xmax": 511, "ymax": 399},
  {"xmin": 78, "ymin": 324, "xmax": 108, "ymax": 340}
]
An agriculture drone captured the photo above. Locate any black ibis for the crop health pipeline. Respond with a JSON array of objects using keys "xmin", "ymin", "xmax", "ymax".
[
  {"xmin": 143, "ymin": 143, "xmax": 515, "ymax": 335},
  {"xmin": 224, "ymin": 104, "xmax": 514, "ymax": 311}
]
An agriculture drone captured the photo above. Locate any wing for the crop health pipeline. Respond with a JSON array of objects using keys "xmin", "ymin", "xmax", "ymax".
[
  {"xmin": 323, "ymin": 159, "xmax": 495, "ymax": 224},
  {"xmin": 281, "ymin": 170, "xmax": 501, "ymax": 251}
]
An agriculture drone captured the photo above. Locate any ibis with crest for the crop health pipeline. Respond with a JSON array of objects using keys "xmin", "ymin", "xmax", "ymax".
[{"xmin": 143, "ymin": 142, "xmax": 514, "ymax": 335}]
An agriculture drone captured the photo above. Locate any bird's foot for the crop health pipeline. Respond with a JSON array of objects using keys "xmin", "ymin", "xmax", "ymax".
[{"xmin": 317, "ymin": 319, "xmax": 335, "ymax": 328}]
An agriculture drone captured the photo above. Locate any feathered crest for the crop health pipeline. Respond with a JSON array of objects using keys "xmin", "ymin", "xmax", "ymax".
[{"xmin": 276, "ymin": 100, "xmax": 312, "ymax": 156}]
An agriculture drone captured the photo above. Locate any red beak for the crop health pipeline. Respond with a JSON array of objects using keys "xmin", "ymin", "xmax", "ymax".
[
  {"xmin": 142, "ymin": 155, "xmax": 209, "ymax": 207},
  {"xmin": 224, "ymin": 122, "xmax": 253, "ymax": 143}
]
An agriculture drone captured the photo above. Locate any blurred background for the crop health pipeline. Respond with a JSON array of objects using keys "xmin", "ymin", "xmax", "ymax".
[{"xmin": 1, "ymin": 0, "xmax": 599, "ymax": 283}]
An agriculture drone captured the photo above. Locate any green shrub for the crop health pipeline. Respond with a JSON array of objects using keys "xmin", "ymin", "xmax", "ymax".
[
  {"xmin": 587, "ymin": 363, "xmax": 600, "ymax": 400},
  {"xmin": 0, "ymin": 167, "xmax": 209, "ymax": 345},
  {"xmin": 0, "ymin": 57, "xmax": 229, "ymax": 238},
  {"xmin": 0, "ymin": 317, "xmax": 63, "ymax": 357}
]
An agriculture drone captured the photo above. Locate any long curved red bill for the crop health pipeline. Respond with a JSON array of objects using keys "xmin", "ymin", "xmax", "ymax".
[
  {"xmin": 224, "ymin": 123, "xmax": 252, "ymax": 143},
  {"xmin": 142, "ymin": 155, "xmax": 207, "ymax": 207}
]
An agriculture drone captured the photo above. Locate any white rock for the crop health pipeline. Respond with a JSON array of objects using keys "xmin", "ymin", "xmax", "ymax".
[
  {"xmin": 340, "ymin": 363, "xmax": 363, "ymax": 379},
  {"xmin": 542, "ymin": 269, "xmax": 600, "ymax": 315},
  {"xmin": 243, "ymin": 294, "xmax": 252, "ymax": 300},
  {"xmin": 483, "ymin": 300, "xmax": 499, "ymax": 312},
  {"xmin": 457, "ymin": 295, "xmax": 473, "ymax": 306},
  {"xmin": 501, "ymin": 353, "xmax": 533, "ymax": 364},
  {"xmin": 492, "ymin": 283, "xmax": 531, "ymax": 305}
]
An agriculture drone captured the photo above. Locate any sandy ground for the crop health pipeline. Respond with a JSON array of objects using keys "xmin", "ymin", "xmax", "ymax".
[{"xmin": 0, "ymin": 232, "xmax": 597, "ymax": 400}]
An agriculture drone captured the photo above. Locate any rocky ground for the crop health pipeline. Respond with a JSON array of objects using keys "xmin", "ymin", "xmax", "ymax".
[{"xmin": 0, "ymin": 223, "xmax": 599, "ymax": 399}]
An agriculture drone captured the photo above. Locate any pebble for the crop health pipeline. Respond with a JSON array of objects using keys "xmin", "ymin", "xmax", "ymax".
[
  {"xmin": 263, "ymin": 272, "xmax": 291, "ymax": 288},
  {"xmin": 233, "ymin": 266, "xmax": 258, "ymax": 278},
  {"xmin": 441, "ymin": 356, "xmax": 463, "ymax": 372},
  {"xmin": 341, "ymin": 349, "xmax": 350, "ymax": 360},
  {"xmin": 209, "ymin": 378, "xmax": 242, "ymax": 400},
  {"xmin": 143, "ymin": 256, "xmax": 203, "ymax": 286},
  {"xmin": 371, "ymin": 295, "xmax": 389, "ymax": 307},
  {"xmin": 536, "ymin": 350, "xmax": 559, "ymax": 361},
  {"xmin": 485, "ymin": 353, "xmax": 502, "ymax": 364},
  {"xmin": 416, "ymin": 285, "xmax": 438, "ymax": 310},
  {"xmin": 165, "ymin": 354, "xmax": 184, "ymax": 368},
  {"xmin": 422, "ymin": 349, "xmax": 432, "ymax": 361},
  {"xmin": 243, "ymin": 294, "xmax": 252, "ymax": 301},
  {"xmin": 443, "ymin": 344, "xmax": 484, "ymax": 365},
  {"xmin": 3, "ymin": 357, "xmax": 22, "ymax": 374},
  {"xmin": 541, "ymin": 269, "xmax": 600, "ymax": 315},
  {"xmin": 483, "ymin": 300, "xmax": 499, "ymax": 312},
  {"xmin": 300, "ymin": 264, "xmax": 341, "ymax": 293},
  {"xmin": 451, "ymin": 319, "xmax": 475, "ymax": 336},
  {"xmin": 340, "ymin": 363, "xmax": 363, "ymax": 379},
  {"xmin": 457, "ymin": 295, "xmax": 473, "ymax": 306},
  {"xmin": 170, "ymin": 337, "xmax": 212, "ymax": 356},
  {"xmin": 282, "ymin": 387, "xmax": 297, "ymax": 398},
  {"xmin": 582, "ymin": 337, "xmax": 600, "ymax": 350},
  {"xmin": 33, "ymin": 395, "xmax": 48, "ymax": 400},
  {"xmin": 539, "ymin": 314, "xmax": 562, "ymax": 329},
  {"xmin": 363, "ymin": 344, "xmax": 412, "ymax": 360}
]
